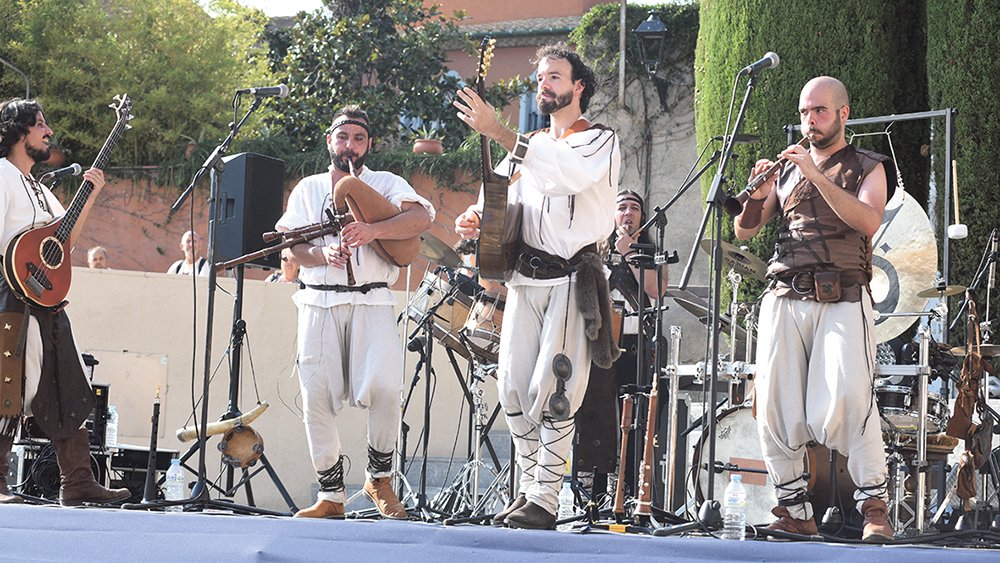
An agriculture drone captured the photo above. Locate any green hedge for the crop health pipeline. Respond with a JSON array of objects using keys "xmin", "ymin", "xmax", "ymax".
[
  {"xmin": 696, "ymin": 0, "xmax": 930, "ymax": 304},
  {"xmin": 928, "ymin": 0, "xmax": 1000, "ymax": 334}
]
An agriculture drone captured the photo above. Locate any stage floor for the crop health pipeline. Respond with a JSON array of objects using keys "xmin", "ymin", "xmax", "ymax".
[{"xmin": 1, "ymin": 504, "xmax": 999, "ymax": 562}]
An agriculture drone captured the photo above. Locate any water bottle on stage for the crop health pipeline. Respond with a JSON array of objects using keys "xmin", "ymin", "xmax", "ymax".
[{"xmin": 721, "ymin": 474, "xmax": 747, "ymax": 540}]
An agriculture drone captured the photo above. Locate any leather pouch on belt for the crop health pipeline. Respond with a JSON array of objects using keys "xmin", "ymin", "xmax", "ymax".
[
  {"xmin": 0, "ymin": 312, "xmax": 25, "ymax": 418},
  {"xmin": 814, "ymin": 271, "xmax": 841, "ymax": 303}
]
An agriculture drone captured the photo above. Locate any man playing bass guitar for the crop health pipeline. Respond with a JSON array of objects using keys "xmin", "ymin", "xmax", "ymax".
[
  {"xmin": 0, "ymin": 98, "xmax": 130, "ymax": 506},
  {"xmin": 453, "ymin": 44, "xmax": 621, "ymax": 530}
]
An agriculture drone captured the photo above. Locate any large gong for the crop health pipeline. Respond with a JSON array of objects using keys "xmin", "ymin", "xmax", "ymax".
[{"xmin": 870, "ymin": 190, "xmax": 938, "ymax": 342}]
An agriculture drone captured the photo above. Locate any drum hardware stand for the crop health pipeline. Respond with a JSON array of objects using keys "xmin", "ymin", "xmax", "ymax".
[
  {"xmin": 819, "ymin": 449, "xmax": 846, "ymax": 533},
  {"xmin": 384, "ymin": 281, "xmax": 467, "ymax": 521},
  {"xmin": 432, "ymin": 363, "xmax": 505, "ymax": 518},
  {"xmin": 125, "ymin": 95, "xmax": 293, "ymax": 516}
]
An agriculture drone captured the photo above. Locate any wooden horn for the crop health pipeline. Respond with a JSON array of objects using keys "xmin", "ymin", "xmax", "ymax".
[
  {"xmin": 333, "ymin": 176, "xmax": 420, "ymax": 267},
  {"xmin": 176, "ymin": 401, "xmax": 269, "ymax": 443}
]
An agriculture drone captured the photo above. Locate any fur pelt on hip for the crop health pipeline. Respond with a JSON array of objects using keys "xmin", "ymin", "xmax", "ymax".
[{"xmin": 576, "ymin": 252, "xmax": 621, "ymax": 369}]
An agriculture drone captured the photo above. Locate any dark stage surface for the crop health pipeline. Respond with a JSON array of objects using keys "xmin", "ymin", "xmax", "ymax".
[{"xmin": 1, "ymin": 504, "xmax": 998, "ymax": 562}]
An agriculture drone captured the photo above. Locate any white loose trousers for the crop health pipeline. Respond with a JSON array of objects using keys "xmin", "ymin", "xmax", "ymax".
[
  {"xmin": 755, "ymin": 291, "xmax": 888, "ymax": 519},
  {"xmin": 498, "ymin": 281, "xmax": 591, "ymax": 514},
  {"xmin": 296, "ymin": 302, "xmax": 402, "ymax": 503}
]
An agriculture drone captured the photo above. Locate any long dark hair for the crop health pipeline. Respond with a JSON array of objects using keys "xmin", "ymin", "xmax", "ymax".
[{"xmin": 0, "ymin": 98, "xmax": 43, "ymax": 158}]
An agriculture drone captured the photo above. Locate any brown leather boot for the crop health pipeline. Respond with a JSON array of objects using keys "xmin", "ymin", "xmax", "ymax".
[
  {"xmin": 0, "ymin": 435, "xmax": 25, "ymax": 504},
  {"xmin": 363, "ymin": 477, "xmax": 407, "ymax": 519},
  {"xmin": 505, "ymin": 500, "xmax": 557, "ymax": 530},
  {"xmin": 861, "ymin": 498, "xmax": 893, "ymax": 542},
  {"xmin": 52, "ymin": 428, "xmax": 131, "ymax": 506},
  {"xmin": 492, "ymin": 493, "xmax": 527, "ymax": 525},
  {"xmin": 765, "ymin": 506, "xmax": 819, "ymax": 536},
  {"xmin": 294, "ymin": 499, "xmax": 345, "ymax": 519}
]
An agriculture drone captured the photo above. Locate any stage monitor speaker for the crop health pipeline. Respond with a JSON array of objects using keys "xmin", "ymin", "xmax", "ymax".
[{"xmin": 212, "ymin": 152, "xmax": 285, "ymax": 270}]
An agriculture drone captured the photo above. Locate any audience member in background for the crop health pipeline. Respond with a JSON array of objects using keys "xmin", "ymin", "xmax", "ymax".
[
  {"xmin": 266, "ymin": 248, "xmax": 300, "ymax": 284},
  {"xmin": 166, "ymin": 230, "xmax": 209, "ymax": 276},
  {"xmin": 87, "ymin": 246, "xmax": 108, "ymax": 269}
]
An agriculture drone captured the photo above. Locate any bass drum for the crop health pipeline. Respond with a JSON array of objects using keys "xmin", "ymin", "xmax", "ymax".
[{"xmin": 691, "ymin": 407, "xmax": 855, "ymax": 525}]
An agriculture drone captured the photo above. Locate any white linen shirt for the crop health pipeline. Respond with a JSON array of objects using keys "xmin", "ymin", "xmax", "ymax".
[
  {"xmin": 479, "ymin": 123, "xmax": 620, "ymax": 287},
  {"xmin": 0, "ymin": 158, "xmax": 66, "ymax": 251},
  {"xmin": 276, "ymin": 165, "xmax": 435, "ymax": 308}
]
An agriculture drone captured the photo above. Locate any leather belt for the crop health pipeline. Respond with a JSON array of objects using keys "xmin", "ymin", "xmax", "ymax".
[
  {"xmin": 515, "ymin": 243, "xmax": 598, "ymax": 280},
  {"xmin": 772, "ymin": 270, "xmax": 868, "ymax": 295},
  {"xmin": 304, "ymin": 282, "xmax": 388, "ymax": 293}
]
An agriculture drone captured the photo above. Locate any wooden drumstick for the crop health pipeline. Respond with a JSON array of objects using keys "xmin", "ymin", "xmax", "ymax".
[{"xmin": 952, "ymin": 160, "xmax": 960, "ymax": 225}]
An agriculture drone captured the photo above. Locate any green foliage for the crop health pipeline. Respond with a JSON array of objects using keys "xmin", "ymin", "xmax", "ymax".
[
  {"xmin": 274, "ymin": 0, "xmax": 468, "ymax": 151},
  {"xmin": 695, "ymin": 0, "xmax": 929, "ymax": 302},
  {"xmin": 572, "ymin": 2, "xmax": 699, "ymax": 94},
  {"xmin": 927, "ymin": 0, "xmax": 1000, "ymax": 333},
  {"xmin": 0, "ymin": 0, "xmax": 274, "ymax": 167}
]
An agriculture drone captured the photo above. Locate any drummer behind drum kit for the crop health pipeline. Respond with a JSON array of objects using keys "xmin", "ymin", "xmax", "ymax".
[{"xmin": 677, "ymin": 189, "xmax": 986, "ymax": 536}]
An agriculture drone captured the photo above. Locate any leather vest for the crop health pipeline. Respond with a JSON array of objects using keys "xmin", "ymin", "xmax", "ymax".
[{"xmin": 767, "ymin": 145, "xmax": 892, "ymax": 300}]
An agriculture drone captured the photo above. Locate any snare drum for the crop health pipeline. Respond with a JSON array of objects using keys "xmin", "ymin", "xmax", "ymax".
[
  {"xmin": 463, "ymin": 290, "xmax": 505, "ymax": 363},
  {"xmin": 406, "ymin": 271, "xmax": 475, "ymax": 359},
  {"xmin": 874, "ymin": 379, "xmax": 949, "ymax": 434},
  {"xmin": 691, "ymin": 407, "xmax": 855, "ymax": 525}
]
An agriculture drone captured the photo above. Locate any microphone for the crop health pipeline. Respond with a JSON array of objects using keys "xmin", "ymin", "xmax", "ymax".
[
  {"xmin": 236, "ymin": 84, "xmax": 289, "ymax": 98},
  {"xmin": 39, "ymin": 163, "xmax": 83, "ymax": 182},
  {"xmin": 740, "ymin": 52, "xmax": 780, "ymax": 75},
  {"xmin": 712, "ymin": 134, "xmax": 761, "ymax": 145}
]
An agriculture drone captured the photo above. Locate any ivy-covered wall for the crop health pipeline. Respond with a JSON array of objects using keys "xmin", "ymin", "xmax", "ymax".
[
  {"xmin": 695, "ymin": 0, "xmax": 930, "ymax": 302},
  {"xmin": 928, "ymin": 0, "xmax": 1000, "ymax": 329}
]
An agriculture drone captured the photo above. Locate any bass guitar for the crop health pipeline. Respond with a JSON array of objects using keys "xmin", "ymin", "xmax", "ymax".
[
  {"xmin": 3, "ymin": 94, "xmax": 132, "ymax": 308},
  {"xmin": 475, "ymin": 37, "xmax": 522, "ymax": 281}
]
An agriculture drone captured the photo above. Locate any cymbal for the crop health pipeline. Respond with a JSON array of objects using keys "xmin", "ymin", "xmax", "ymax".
[
  {"xmin": 673, "ymin": 296, "xmax": 748, "ymax": 342},
  {"xmin": 419, "ymin": 233, "xmax": 463, "ymax": 269},
  {"xmin": 916, "ymin": 284, "xmax": 967, "ymax": 298},
  {"xmin": 949, "ymin": 344, "xmax": 1000, "ymax": 357},
  {"xmin": 699, "ymin": 239, "xmax": 767, "ymax": 280}
]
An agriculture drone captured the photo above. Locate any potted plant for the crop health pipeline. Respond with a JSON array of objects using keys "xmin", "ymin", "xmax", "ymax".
[{"xmin": 412, "ymin": 124, "xmax": 444, "ymax": 155}]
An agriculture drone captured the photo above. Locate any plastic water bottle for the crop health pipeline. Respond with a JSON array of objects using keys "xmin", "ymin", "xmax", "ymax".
[
  {"xmin": 165, "ymin": 459, "xmax": 186, "ymax": 512},
  {"xmin": 556, "ymin": 476, "xmax": 576, "ymax": 530},
  {"xmin": 721, "ymin": 474, "xmax": 748, "ymax": 540},
  {"xmin": 104, "ymin": 405, "xmax": 118, "ymax": 449}
]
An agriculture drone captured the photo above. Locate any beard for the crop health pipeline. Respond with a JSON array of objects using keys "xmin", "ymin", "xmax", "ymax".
[
  {"xmin": 26, "ymin": 141, "xmax": 51, "ymax": 163},
  {"xmin": 537, "ymin": 89, "xmax": 572, "ymax": 115},
  {"xmin": 329, "ymin": 146, "xmax": 368, "ymax": 173},
  {"xmin": 808, "ymin": 113, "xmax": 843, "ymax": 149}
]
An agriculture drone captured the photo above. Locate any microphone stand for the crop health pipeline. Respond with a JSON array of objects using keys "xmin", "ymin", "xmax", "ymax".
[
  {"xmin": 125, "ymin": 94, "xmax": 281, "ymax": 514},
  {"xmin": 655, "ymin": 71, "xmax": 760, "ymax": 537}
]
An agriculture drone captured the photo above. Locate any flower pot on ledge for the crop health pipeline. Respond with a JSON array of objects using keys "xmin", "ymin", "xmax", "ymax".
[{"xmin": 412, "ymin": 139, "xmax": 443, "ymax": 155}]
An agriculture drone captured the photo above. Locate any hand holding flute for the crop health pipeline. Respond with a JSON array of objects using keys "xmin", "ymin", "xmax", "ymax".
[{"xmin": 724, "ymin": 136, "xmax": 810, "ymax": 216}]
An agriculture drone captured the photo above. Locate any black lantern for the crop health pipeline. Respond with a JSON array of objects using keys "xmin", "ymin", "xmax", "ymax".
[{"xmin": 633, "ymin": 12, "xmax": 669, "ymax": 109}]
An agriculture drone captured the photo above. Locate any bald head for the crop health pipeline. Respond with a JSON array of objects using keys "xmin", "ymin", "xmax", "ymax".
[
  {"xmin": 801, "ymin": 76, "xmax": 849, "ymax": 108},
  {"xmin": 798, "ymin": 76, "xmax": 851, "ymax": 151}
]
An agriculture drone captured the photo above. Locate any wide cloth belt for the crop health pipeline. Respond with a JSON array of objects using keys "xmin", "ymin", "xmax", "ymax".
[
  {"xmin": 304, "ymin": 282, "xmax": 388, "ymax": 293},
  {"xmin": 770, "ymin": 269, "xmax": 868, "ymax": 301},
  {"xmin": 515, "ymin": 243, "xmax": 599, "ymax": 280}
]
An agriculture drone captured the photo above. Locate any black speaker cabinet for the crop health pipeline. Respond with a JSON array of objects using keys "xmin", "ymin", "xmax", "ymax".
[{"xmin": 212, "ymin": 152, "xmax": 285, "ymax": 269}]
